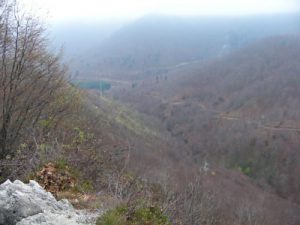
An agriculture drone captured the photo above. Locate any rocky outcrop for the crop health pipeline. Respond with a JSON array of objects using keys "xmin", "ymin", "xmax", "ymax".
[{"xmin": 0, "ymin": 180, "xmax": 100, "ymax": 225}]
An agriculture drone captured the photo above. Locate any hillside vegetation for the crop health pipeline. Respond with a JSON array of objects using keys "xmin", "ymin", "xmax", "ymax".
[
  {"xmin": 1, "ymin": 1, "xmax": 300, "ymax": 224},
  {"xmin": 111, "ymin": 35, "xmax": 300, "ymax": 205}
]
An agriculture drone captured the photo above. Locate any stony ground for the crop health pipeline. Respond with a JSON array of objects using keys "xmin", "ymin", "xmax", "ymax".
[{"xmin": 0, "ymin": 180, "xmax": 103, "ymax": 225}]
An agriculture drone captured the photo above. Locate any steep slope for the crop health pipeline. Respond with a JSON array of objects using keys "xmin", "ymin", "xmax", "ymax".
[
  {"xmin": 83, "ymin": 92, "xmax": 191, "ymax": 183},
  {"xmin": 110, "ymin": 35, "xmax": 300, "ymax": 204},
  {"xmin": 86, "ymin": 89, "xmax": 300, "ymax": 225},
  {"xmin": 4, "ymin": 2, "xmax": 300, "ymax": 223}
]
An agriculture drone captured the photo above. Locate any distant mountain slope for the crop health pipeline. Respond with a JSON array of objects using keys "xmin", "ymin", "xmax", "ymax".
[
  {"xmin": 175, "ymin": 35, "xmax": 300, "ymax": 121},
  {"xmin": 110, "ymin": 35, "xmax": 300, "ymax": 204},
  {"xmin": 74, "ymin": 14, "xmax": 300, "ymax": 77},
  {"xmin": 113, "ymin": 35, "xmax": 300, "ymax": 119},
  {"xmin": 50, "ymin": 20, "xmax": 127, "ymax": 63}
]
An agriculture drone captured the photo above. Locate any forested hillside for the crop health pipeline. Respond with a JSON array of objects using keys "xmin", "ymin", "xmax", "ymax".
[
  {"xmin": 111, "ymin": 35, "xmax": 300, "ymax": 205},
  {"xmin": 1, "ymin": 0, "xmax": 300, "ymax": 224}
]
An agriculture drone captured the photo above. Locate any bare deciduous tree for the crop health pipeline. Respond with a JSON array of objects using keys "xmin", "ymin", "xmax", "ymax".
[
  {"xmin": 0, "ymin": 0, "xmax": 67, "ymax": 159},
  {"xmin": 163, "ymin": 172, "xmax": 223, "ymax": 225}
]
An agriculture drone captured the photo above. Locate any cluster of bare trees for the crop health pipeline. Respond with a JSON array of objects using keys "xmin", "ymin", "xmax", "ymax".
[{"xmin": 0, "ymin": 0, "xmax": 67, "ymax": 159}]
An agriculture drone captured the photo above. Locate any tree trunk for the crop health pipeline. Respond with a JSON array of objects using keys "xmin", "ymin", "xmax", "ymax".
[{"xmin": 0, "ymin": 127, "xmax": 7, "ymax": 159}]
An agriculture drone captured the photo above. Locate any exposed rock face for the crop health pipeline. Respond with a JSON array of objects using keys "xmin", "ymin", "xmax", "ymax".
[{"xmin": 0, "ymin": 180, "xmax": 99, "ymax": 225}]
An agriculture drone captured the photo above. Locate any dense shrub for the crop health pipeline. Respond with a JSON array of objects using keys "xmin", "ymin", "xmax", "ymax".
[{"xmin": 97, "ymin": 204, "xmax": 171, "ymax": 225}]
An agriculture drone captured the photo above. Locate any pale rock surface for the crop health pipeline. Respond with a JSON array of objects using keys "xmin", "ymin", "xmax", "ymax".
[{"xmin": 0, "ymin": 180, "xmax": 101, "ymax": 225}]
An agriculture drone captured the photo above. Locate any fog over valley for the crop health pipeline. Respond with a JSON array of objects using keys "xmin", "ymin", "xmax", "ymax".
[{"xmin": 1, "ymin": 0, "xmax": 300, "ymax": 225}]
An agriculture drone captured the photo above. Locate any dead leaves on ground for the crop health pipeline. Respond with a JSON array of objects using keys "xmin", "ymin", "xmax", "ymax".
[{"xmin": 35, "ymin": 162, "xmax": 76, "ymax": 196}]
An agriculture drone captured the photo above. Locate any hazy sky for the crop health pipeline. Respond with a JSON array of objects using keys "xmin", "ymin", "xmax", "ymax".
[{"xmin": 25, "ymin": 0, "xmax": 300, "ymax": 22}]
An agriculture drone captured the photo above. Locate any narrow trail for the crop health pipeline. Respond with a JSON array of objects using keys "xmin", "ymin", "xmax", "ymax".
[
  {"xmin": 169, "ymin": 100, "xmax": 300, "ymax": 132},
  {"xmin": 219, "ymin": 115, "xmax": 300, "ymax": 132},
  {"xmin": 218, "ymin": 114, "xmax": 300, "ymax": 132},
  {"xmin": 98, "ymin": 58, "xmax": 202, "ymax": 86},
  {"xmin": 260, "ymin": 125, "xmax": 300, "ymax": 131}
]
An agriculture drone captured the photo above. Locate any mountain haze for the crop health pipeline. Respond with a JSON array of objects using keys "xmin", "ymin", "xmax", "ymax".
[
  {"xmin": 2, "ymin": 2, "xmax": 300, "ymax": 224},
  {"xmin": 66, "ymin": 14, "xmax": 300, "ymax": 79}
]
